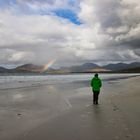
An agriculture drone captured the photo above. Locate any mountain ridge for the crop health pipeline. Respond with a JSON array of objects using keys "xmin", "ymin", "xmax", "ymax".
[{"xmin": 0, "ymin": 62, "xmax": 140, "ymax": 74}]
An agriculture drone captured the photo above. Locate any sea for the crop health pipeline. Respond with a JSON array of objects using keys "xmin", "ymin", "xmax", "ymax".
[{"xmin": 0, "ymin": 73, "xmax": 139, "ymax": 90}]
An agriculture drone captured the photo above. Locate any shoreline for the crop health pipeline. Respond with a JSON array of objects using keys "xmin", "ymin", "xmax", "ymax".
[{"xmin": 0, "ymin": 73, "xmax": 139, "ymax": 90}]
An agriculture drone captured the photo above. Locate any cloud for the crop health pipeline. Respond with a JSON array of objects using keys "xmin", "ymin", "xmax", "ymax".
[
  {"xmin": 0, "ymin": 48, "xmax": 34, "ymax": 64},
  {"xmin": 78, "ymin": 0, "xmax": 140, "ymax": 58},
  {"xmin": 0, "ymin": 0, "xmax": 139, "ymax": 66},
  {"xmin": 0, "ymin": 10, "xmax": 92, "ymax": 65}
]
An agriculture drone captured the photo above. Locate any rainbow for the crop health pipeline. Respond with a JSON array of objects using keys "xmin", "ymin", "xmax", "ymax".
[{"xmin": 40, "ymin": 59, "xmax": 56, "ymax": 73}]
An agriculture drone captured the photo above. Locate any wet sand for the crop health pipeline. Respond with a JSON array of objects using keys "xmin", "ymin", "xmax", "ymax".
[{"xmin": 0, "ymin": 76, "xmax": 140, "ymax": 140}]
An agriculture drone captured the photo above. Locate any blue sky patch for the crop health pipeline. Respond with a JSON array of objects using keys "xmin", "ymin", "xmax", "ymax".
[
  {"xmin": 53, "ymin": 9, "xmax": 81, "ymax": 25},
  {"xmin": 0, "ymin": 0, "xmax": 11, "ymax": 8},
  {"xmin": 0, "ymin": 0, "xmax": 82, "ymax": 25}
]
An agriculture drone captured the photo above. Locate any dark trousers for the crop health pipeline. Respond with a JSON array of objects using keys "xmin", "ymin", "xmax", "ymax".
[{"xmin": 93, "ymin": 90, "xmax": 99, "ymax": 104}]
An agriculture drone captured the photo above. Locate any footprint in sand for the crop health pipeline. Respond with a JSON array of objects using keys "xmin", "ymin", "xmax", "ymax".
[{"xmin": 113, "ymin": 105, "xmax": 119, "ymax": 111}]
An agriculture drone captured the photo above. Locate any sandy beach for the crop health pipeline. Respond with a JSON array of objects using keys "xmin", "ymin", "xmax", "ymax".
[{"xmin": 0, "ymin": 75, "xmax": 140, "ymax": 140}]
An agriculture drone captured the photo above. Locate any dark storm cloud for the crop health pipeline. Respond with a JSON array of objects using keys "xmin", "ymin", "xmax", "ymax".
[
  {"xmin": 134, "ymin": 49, "xmax": 140, "ymax": 56},
  {"xmin": 122, "ymin": 39, "xmax": 140, "ymax": 49},
  {"xmin": 94, "ymin": 0, "xmax": 122, "ymax": 29},
  {"xmin": 88, "ymin": 0, "xmax": 140, "ymax": 59}
]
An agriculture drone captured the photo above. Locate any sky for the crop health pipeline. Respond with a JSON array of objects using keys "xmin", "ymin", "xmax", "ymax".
[{"xmin": 0, "ymin": 0, "xmax": 140, "ymax": 67}]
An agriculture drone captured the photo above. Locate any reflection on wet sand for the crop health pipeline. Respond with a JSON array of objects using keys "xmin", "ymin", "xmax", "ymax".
[{"xmin": 0, "ymin": 75, "xmax": 139, "ymax": 140}]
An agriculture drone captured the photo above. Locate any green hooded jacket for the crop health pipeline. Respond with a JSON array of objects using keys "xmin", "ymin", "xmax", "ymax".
[{"xmin": 91, "ymin": 77, "xmax": 102, "ymax": 91}]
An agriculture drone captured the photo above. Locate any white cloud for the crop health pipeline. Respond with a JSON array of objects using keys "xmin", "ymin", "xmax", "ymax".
[
  {"xmin": 0, "ymin": 0, "xmax": 140, "ymax": 66},
  {"xmin": 0, "ymin": 49, "xmax": 34, "ymax": 64},
  {"xmin": 0, "ymin": 10, "xmax": 99, "ymax": 65}
]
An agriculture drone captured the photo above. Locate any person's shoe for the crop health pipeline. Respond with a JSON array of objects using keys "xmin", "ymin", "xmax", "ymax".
[
  {"xmin": 93, "ymin": 101, "xmax": 96, "ymax": 105},
  {"xmin": 95, "ymin": 101, "xmax": 98, "ymax": 105}
]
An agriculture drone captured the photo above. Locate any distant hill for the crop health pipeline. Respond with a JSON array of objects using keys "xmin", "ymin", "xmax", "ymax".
[
  {"xmin": 62, "ymin": 63, "xmax": 99, "ymax": 72},
  {"xmin": 50, "ymin": 62, "xmax": 140, "ymax": 73},
  {"xmin": 52, "ymin": 63, "xmax": 100, "ymax": 73},
  {"xmin": 15, "ymin": 64, "xmax": 44, "ymax": 73},
  {"xmin": 0, "ymin": 67, "xmax": 9, "ymax": 73},
  {"xmin": 0, "ymin": 62, "xmax": 140, "ymax": 74},
  {"xmin": 103, "ymin": 62, "xmax": 140, "ymax": 71},
  {"xmin": 81, "ymin": 63, "xmax": 99, "ymax": 69},
  {"xmin": 57, "ymin": 62, "xmax": 140, "ymax": 73}
]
